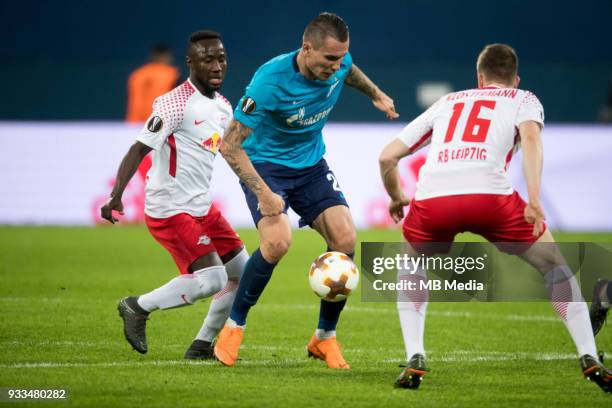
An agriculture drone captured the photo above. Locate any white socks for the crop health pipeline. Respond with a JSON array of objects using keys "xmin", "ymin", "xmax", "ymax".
[
  {"xmin": 132, "ymin": 250, "xmax": 249, "ymax": 343},
  {"xmin": 564, "ymin": 302, "xmax": 598, "ymax": 357},
  {"xmin": 545, "ymin": 265, "xmax": 597, "ymax": 357},
  {"xmin": 396, "ymin": 261, "xmax": 598, "ymax": 361},
  {"xmin": 315, "ymin": 329, "xmax": 336, "ymax": 340},
  {"xmin": 397, "ymin": 263, "xmax": 429, "ymax": 360},
  {"xmin": 225, "ymin": 318, "xmax": 246, "ymax": 330},
  {"xmin": 196, "ymin": 249, "xmax": 249, "ymax": 341},
  {"xmin": 137, "ymin": 265, "xmax": 227, "ymax": 312}
]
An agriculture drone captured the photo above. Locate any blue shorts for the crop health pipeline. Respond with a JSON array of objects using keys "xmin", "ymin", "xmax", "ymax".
[{"xmin": 240, "ymin": 158, "xmax": 349, "ymax": 228}]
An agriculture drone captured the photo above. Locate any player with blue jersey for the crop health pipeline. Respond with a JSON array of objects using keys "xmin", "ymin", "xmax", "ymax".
[{"xmin": 214, "ymin": 12, "xmax": 398, "ymax": 369}]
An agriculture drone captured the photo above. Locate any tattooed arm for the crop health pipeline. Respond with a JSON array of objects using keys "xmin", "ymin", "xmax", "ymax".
[
  {"xmin": 345, "ymin": 64, "xmax": 379, "ymax": 99},
  {"xmin": 345, "ymin": 64, "xmax": 399, "ymax": 119},
  {"xmin": 220, "ymin": 120, "xmax": 285, "ymax": 216}
]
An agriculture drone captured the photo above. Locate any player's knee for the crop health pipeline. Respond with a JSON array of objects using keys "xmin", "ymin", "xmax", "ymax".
[
  {"xmin": 328, "ymin": 230, "xmax": 356, "ymax": 254},
  {"xmin": 195, "ymin": 266, "xmax": 228, "ymax": 295},
  {"xmin": 210, "ymin": 269, "xmax": 229, "ymax": 294},
  {"xmin": 261, "ymin": 238, "xmax": 291, "ymax": 262},
  {"xmin": 224, "ymin": 248, "xmax": 249, "ymax": 280},
  {"xmin": 532, "ymin": 257, "xmax": 560, "ymax": 275}
]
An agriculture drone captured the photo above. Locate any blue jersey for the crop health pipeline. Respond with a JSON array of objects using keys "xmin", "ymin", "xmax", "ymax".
[{"xmin": 234, "ymin": 50, "xmax": 353, "ymax": 169}]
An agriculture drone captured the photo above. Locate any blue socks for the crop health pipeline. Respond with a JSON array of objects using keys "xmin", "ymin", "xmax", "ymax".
[
  {"xmin": 229, "ymin": 247, "xmax": 354, "ymax": 331},
  {"xmin": 229, "ymin": 248, "xmax": 276, "ymax": 326},
  {"xmin": 317, "ymin": 250, "xmax": 354, "ymax": 331},
  {"xmin": 318, "ymin": 299, "xmax": 347, "ymax": 331}
]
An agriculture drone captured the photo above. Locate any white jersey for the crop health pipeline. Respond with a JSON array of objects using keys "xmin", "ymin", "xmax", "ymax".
[
  {"xmin": 136, "ymin": 79, "xmax": 233, "ymax": 218},
  {"xmin": 397, "ymin": 87, "xmax": 544, "ymax": 200}
]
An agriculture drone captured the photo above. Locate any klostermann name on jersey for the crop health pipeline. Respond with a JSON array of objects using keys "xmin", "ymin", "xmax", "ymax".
[
  {"xmin": 396, "ymin": 87, "xmax": 544, "ymax": 200},
  {"xmin": 135, "ymin": 79, "xmax": 233, "ymax": 218},
  {"xmin": 233, "ymin": 50, "xmax": 353, "ymax": 169}
]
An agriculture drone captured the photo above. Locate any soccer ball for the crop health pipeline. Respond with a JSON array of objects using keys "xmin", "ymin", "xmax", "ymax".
[{"xmin": 308, "ymin": 251, "xmax": 359, "ymax": 302}]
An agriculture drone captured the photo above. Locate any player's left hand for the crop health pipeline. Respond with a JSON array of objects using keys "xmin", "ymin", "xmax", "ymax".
[
  {"xmin": 100, "ymin": 196, "xmax": 124, "ymax": 224},
  {"xmin": 373, "ymin": 89, "xmax": 399, "ymax": 120},
  {"xmin": 524, "ymin": 201, "xmax": 545, "ymax": 237},
  {"xmin": 388, "ymin": 196, "xmax": 411, "ymax": 223}
]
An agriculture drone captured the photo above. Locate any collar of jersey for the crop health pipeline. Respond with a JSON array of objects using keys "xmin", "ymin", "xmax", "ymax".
[
  {"xmin": 187, "ymin": 78, "xmax": 217, "ymax": 100},
  {"xmin": 479, "ymin": 85, "xmax": 509, "ymax": 89}
]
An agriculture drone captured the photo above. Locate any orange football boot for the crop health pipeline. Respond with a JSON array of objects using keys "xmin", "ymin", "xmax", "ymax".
[
  {"xmin": 307, "ymin": 335, "xmax": 350, "ymax": 369},
  {"xmin": 214, "ymin": 325, "xmax": 244, "ymax": 366}
]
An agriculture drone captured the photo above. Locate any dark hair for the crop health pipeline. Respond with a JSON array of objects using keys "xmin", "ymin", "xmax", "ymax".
[
  {"xmin": 477, "ymin": 43, "xmax": 518, "ymax": 85},
  {"xmin": 189, "ymin": 30, "xmax": 222, "ymax": 44},
  {"xmin": 303, "ymin": 12, "xmax": 349, "ymax": 47}
]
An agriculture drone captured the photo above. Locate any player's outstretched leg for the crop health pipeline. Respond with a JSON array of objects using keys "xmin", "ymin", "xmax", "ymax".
[
  {"xmin": 395, "ymin": 353, "xmax": 429, "ymax": 389},
  {"xmin": 186, "ymin": 249, "xmax": 249, "ymax": 360},
  {"xmin": 590, "ymin": 278, "xmax": 610, "ymax": 336},
  {"xmin": 307, "ymin": 247, "xmax": 352, "ymax": 369},
  {"xmin": 118, "ymin": 296, "xmax": 149, "ymax": 354},
  {"xmin": 215, "ymin": 216, "xmax": 289, "ymax": 366},
  {"xmin": 520, "ymin": 232, "xmax": 603, "ymax": 388},
  {"xmin": 395, "ymin": 257, "xmax": 429, "ymax": 388},
  {"xmin": 581, "ymin": 354, "xmax": 612, "ymax": 393},
  {"xmin": 214, "ymin": 249, "xmax": 276, "ymax": 366},
  {"xmin": 119, "ymin": 265, "xmax": 227, "ymax": 354},
  {"xmin": 309, "ymin": 205, "xmax": 356, "ymax": 369},
  {"xmin": 307, "ymin": 317, "xmax": 350, "ymax": 370}
]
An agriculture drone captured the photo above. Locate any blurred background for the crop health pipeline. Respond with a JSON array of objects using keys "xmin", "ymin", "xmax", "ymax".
[
  {"xmin": 1, "ymin": 0, "xmax": 611, "ymax": 228},
  {"xmin": 2, "ymin": 4, "xmax": 611, "ymax": 403},
  {"xmin": 2, "ymin": 0, "xmax": 612, "ymax": 121}
]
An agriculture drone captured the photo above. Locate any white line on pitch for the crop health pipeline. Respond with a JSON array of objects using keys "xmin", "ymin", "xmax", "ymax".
[
  {"xmin": 383, "ymin": 351, "xmax": 578, "ymax": 363},
  {"xmin": 1, "ymin": 351, "xmax": 579, "ymax": 370},
  {"xmin": 260, "ymin": 303, "xmax": 560, "ymax": 322},
  {"xmin": 0, "ymin": 359, "xmax": 303, "ymax": 370},
  {"xmin": 0, "ymin": 297, "xmax": 560, "ymax": 322},
  {"xmin": 0, "ymin": 341, "xmax": 381, "ymax": 354}
]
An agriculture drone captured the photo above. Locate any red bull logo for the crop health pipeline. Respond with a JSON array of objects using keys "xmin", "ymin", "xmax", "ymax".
[{"xmin": 201, "ymin": 132, "xmax": 222, "ymax": 154}]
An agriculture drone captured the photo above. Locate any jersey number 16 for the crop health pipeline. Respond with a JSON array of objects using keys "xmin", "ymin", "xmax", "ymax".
[{"xmin": 444, "ymin": 100, "xmax": 496, "ymax": 144}]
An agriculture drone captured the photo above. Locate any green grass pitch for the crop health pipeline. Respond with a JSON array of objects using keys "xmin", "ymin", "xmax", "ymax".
[{"xmin": 0, "ymin": 226, "xmax": 611, "ymax": 407}]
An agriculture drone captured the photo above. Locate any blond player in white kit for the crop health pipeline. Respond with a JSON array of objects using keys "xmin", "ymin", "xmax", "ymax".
[
  {"xmin": 379, "ymin": 44, "xmax": 611, "ymax": 392},
  {"xmin": 101, "ymin": 30, "xmax": 248, "ymax": 360}
]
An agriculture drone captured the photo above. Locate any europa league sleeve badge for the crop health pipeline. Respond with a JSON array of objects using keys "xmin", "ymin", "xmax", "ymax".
[
  {"xmin": 241, "ymin": 97, "xmax": 256, "ymax": 114},
  {"xmin": 146, "ymin": 116, "xmax": 164, "ymax": 132}
]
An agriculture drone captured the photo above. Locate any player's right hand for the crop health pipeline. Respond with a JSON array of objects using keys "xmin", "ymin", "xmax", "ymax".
[
  {"xmin": 100, "ymin": 196, "xmax": 124, "ymax": 224},
  {"xmin": 258, "ymin": 191, "xmax": 285, "ymax": 217},
  {"xmin": 388, "ymin": 196, "xmax": 411, "ymax": 223},
  {"xmin": 524, "ymin": 201, "xmax": 545, "ymax": 237}
]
